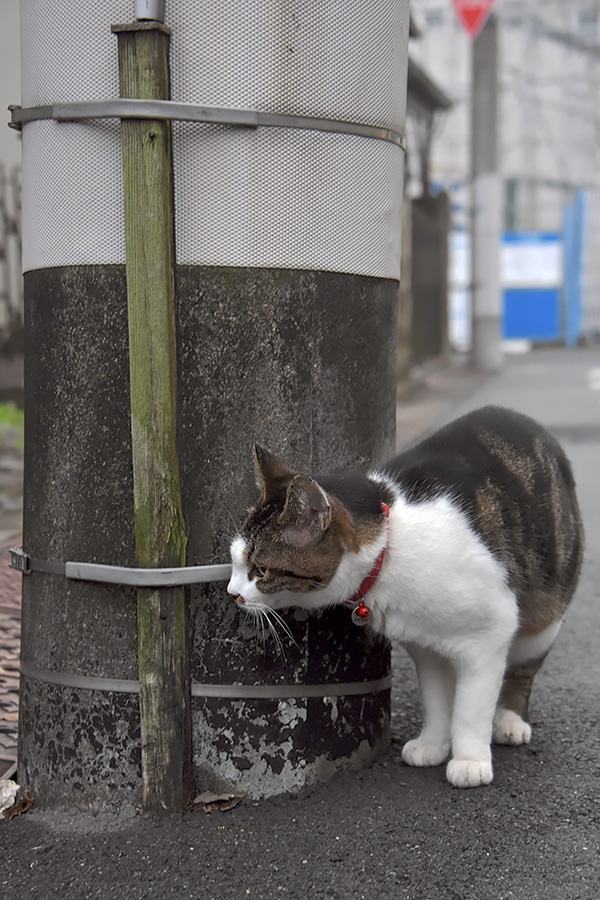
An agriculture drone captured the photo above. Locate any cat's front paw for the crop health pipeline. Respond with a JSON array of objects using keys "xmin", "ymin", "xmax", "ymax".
[
  {"xmin": 493, "ymin": 707, "xmax": 532, "ymax": 745},
  {"xmin": 446, "ymin": 758, "xmax": 493, "ymax": 788},
  {"xmin": 402, "ymin": 738, "xmax": 450, "ymax": 768}
]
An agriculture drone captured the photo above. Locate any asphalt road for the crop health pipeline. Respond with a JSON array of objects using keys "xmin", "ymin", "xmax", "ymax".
[{"xmin": 2, "ymin": 347, "xmax": 599, "ymax": 900}]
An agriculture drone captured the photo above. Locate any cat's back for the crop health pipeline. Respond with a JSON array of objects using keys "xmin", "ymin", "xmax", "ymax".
[
  {"xmin": 386, "ymin": 406, "xmax": 573, "ymax": 505},
  {"xmin": 384, "ymin": 406, "xmax": 584, "ymax": 613}
]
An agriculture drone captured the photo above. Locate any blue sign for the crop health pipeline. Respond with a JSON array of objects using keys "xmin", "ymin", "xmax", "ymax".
[{"xmin": 502, "ymin": 232, "xmax": 562, "ymax": 342}]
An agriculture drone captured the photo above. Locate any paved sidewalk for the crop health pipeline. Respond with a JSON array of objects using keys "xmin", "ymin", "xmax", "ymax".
[
  {"xmin": 396, "ymin": 355, "xmax": 485, "ymax": 449},
  {"xmin": 3, "ymin": 348, "xmax": 599, "ymax": 900}
]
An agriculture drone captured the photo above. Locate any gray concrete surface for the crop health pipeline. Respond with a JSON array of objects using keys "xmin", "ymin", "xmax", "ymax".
[
  {"xmin": 1, "ymin": 347, "xmax": 599, "ymax": 899},
  {"xmin": 19, "ymin": 265, "xmax": 398, "ymax": 805}
]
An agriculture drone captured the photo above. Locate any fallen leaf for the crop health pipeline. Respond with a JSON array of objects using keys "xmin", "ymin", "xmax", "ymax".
[
  {"xmin": 191, "ymin": 790, "xmax": 246, "ymax": 813},
  {"xmin": 7, "ymin": 789, "xmax": 34, "ymax": 820},
  {"xmin": 193, "ymin": 790, "xmax": 247, "ymax": 804}
]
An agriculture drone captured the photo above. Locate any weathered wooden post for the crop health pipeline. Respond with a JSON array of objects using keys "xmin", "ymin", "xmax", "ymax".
[{"xmin": 112, "ymin": 17, "xmax": 190, "ymax": 813}]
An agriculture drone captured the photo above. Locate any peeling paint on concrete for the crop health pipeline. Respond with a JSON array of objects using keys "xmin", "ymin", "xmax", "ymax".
[
  {"xmin": 277, "ymin": 699, "xmax": 307, "ymax": 730},
  {"xmin": 323, "ymin": 696, "xmax": 339, "ymax": 725},
  {"xmin": 192, "ymin": 695, "xmax": 391, "ymax": 799},
  {"xmin": 293, "ymin": 609, "xmax": 310, "ymax": 622}
]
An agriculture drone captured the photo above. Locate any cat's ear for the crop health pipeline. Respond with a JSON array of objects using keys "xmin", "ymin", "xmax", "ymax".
[
  {"xmin": 254, "ymin": 444, "xmax": 296, "ymax": 501},
  {"xmin": 278, "ymin": 475, "xmax": 332, "ymax": 548}
]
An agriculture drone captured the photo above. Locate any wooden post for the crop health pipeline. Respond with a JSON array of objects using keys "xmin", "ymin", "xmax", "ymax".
[{"xmin": 112, "ymin": 21, "xmax": 191, "ymax": 813}]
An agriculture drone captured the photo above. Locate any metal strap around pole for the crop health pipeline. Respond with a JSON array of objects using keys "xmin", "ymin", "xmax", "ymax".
[
  {"xmin": 9, "ymin": 547, "xmax": 231, "ymax": 586},
  {"xmin": 66, "ymin": 560, "xmax": 232, "ymax": 586},
  {"xmin": 19, "ymin": 660, "xmax": 392, "ymax": 699},
  {"xmin": 9, "ymin": 100, "xmax": 406, "ymax": 149}
]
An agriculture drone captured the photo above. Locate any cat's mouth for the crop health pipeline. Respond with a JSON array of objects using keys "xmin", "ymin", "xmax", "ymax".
[{"xmin": 233, "ymin": 595, "xmax": 246, "ymax": 607}]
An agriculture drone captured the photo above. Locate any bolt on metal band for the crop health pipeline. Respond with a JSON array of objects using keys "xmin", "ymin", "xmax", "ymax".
[{"xmin": 8, "ymin": 100, "xmax": 406, "ymax": 149}]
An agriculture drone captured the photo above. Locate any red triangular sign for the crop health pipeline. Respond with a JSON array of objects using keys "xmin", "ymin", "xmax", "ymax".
[{"xmin": 451, "ymin": 0, "xmax": 496, "ymax": 39}]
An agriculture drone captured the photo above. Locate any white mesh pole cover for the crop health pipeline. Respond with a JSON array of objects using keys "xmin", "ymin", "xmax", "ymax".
[{"xmin": 21, "ymin": 1, "xmax": 408, "ymax": 279}]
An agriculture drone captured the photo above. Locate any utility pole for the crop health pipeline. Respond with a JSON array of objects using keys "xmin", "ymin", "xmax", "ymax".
[
  {"xmin": 520, "ymin": 0, "xmax": 539, "ymax": 231},
  {"xmin": 471, "ymin": 13, "xmax": 503, "ymax": 371},
  {"xmin": 16, "ymin": 0, "xmax": 410, "ymax": 808}
]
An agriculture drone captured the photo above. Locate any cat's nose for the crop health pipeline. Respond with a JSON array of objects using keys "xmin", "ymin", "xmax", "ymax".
[{"xmin": 227, "ymin": 573, "xmax": 246, "ymax": 605}]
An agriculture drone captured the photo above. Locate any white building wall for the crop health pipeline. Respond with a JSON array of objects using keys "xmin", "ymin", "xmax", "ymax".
[
  {"xmin": 410, "ymin": 0, "xmax": 600, "ymax": 233},
  {"xmin": 409, "ymin": 7, "xmax": 471, "ymax": 224}
]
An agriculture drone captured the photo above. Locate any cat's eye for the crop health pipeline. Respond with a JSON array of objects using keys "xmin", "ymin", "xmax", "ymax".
[{"xmin": 249, "ymin": 564, "xmax": 267, "ymax": 580}]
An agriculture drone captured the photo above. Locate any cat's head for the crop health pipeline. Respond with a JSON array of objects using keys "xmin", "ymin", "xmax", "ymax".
[{"xmin": 227, "ymin": 445, "xmax": 364, "ymax": 612}]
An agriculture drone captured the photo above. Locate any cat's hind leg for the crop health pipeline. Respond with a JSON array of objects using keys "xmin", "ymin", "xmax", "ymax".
[
  {"xmin": 493, "ymin": 621, "xmax": 563, "ymax": 746},
  {"xmin": 402, "ymin": 644, "xmax": 454, "ymax": 768},
  {"xmin": 493, "ymin": 666, "xmax": 537, "ymax": 745}
]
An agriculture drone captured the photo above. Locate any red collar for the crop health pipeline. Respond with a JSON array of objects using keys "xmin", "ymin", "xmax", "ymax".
[{"xmin": 344, "ymin": 503, "xmax": 390, "ymax": 625}]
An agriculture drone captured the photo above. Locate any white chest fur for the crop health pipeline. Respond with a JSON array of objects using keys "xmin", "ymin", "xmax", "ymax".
[{"xmin": 365, "ymin": 495, "xmax": 519, "ymax": 659}]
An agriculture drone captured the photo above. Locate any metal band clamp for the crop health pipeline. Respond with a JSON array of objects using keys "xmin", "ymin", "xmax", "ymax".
[
  {"xmin": 8, "ymin": 100, "xmax": 406, "ymax": 149},
  {"xmin": 20, "ymin": 660, "xmax": 392, "ymax": 699},
  {"xmin": 9, "ymin": 546, "xmax": 232, "ymax": 587}
]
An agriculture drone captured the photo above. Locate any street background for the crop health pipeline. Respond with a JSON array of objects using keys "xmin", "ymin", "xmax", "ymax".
[
  {"xmin": 2, "ymin": 1, "xmax": 600, "ymax": 896},
  {"xmin": 1, "ymin": 346, "xmax": 598, "ymax": 899}
]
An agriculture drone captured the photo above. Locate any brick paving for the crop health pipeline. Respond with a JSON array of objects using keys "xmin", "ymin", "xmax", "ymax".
[
  {"xmin": 0, "ymin": 361, "xmax": 23, "ymax": 780},
  {"xmin": 0, "ymin": 545, "xmax": 21, "ymax": 781}
]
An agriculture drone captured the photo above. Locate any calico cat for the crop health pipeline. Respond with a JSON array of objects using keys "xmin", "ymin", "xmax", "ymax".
[{"xmin": 227, "ymin": 406, "xmax": 584, "ymax": 788}]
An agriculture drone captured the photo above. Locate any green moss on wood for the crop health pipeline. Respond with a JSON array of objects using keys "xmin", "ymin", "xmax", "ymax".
[{"xmin": 116, "ymin": 22, "xmax": 191, "ymax": 814}]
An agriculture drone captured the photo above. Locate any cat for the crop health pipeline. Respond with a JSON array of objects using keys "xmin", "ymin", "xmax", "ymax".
[{"xmin": 227, "ymin": 406, "xmax": 584, "ymax": 788}]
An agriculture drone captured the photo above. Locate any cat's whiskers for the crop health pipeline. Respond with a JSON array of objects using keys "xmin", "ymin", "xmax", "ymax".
[
  {"xmin": 240, "ymin": 600, "xmax": 292, "ymax": 661},
  {"xmin": 216, "ymin": 500, "xmax": 242, "ymax": 542},
  {"xmin": 260, "ymin": 606, "xmax": 288, "ymax": 661},
  {"xmin": 252, "ymin": 601, "xmax": 301, "ymax": 660},
  {"xmin": 263, "ymin": 606, "xmax": 300, "ymax": 651},
  {"xmin": 245, "ymin": 605, "xmax": 261, "ymax": 646},
  {"xmin": 256, "ymin": 608, "xmax": 268, "ymax": 652},
  {"xmin": 216, "ymin": 527, "xmax": 241, "ymax": 546}
]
